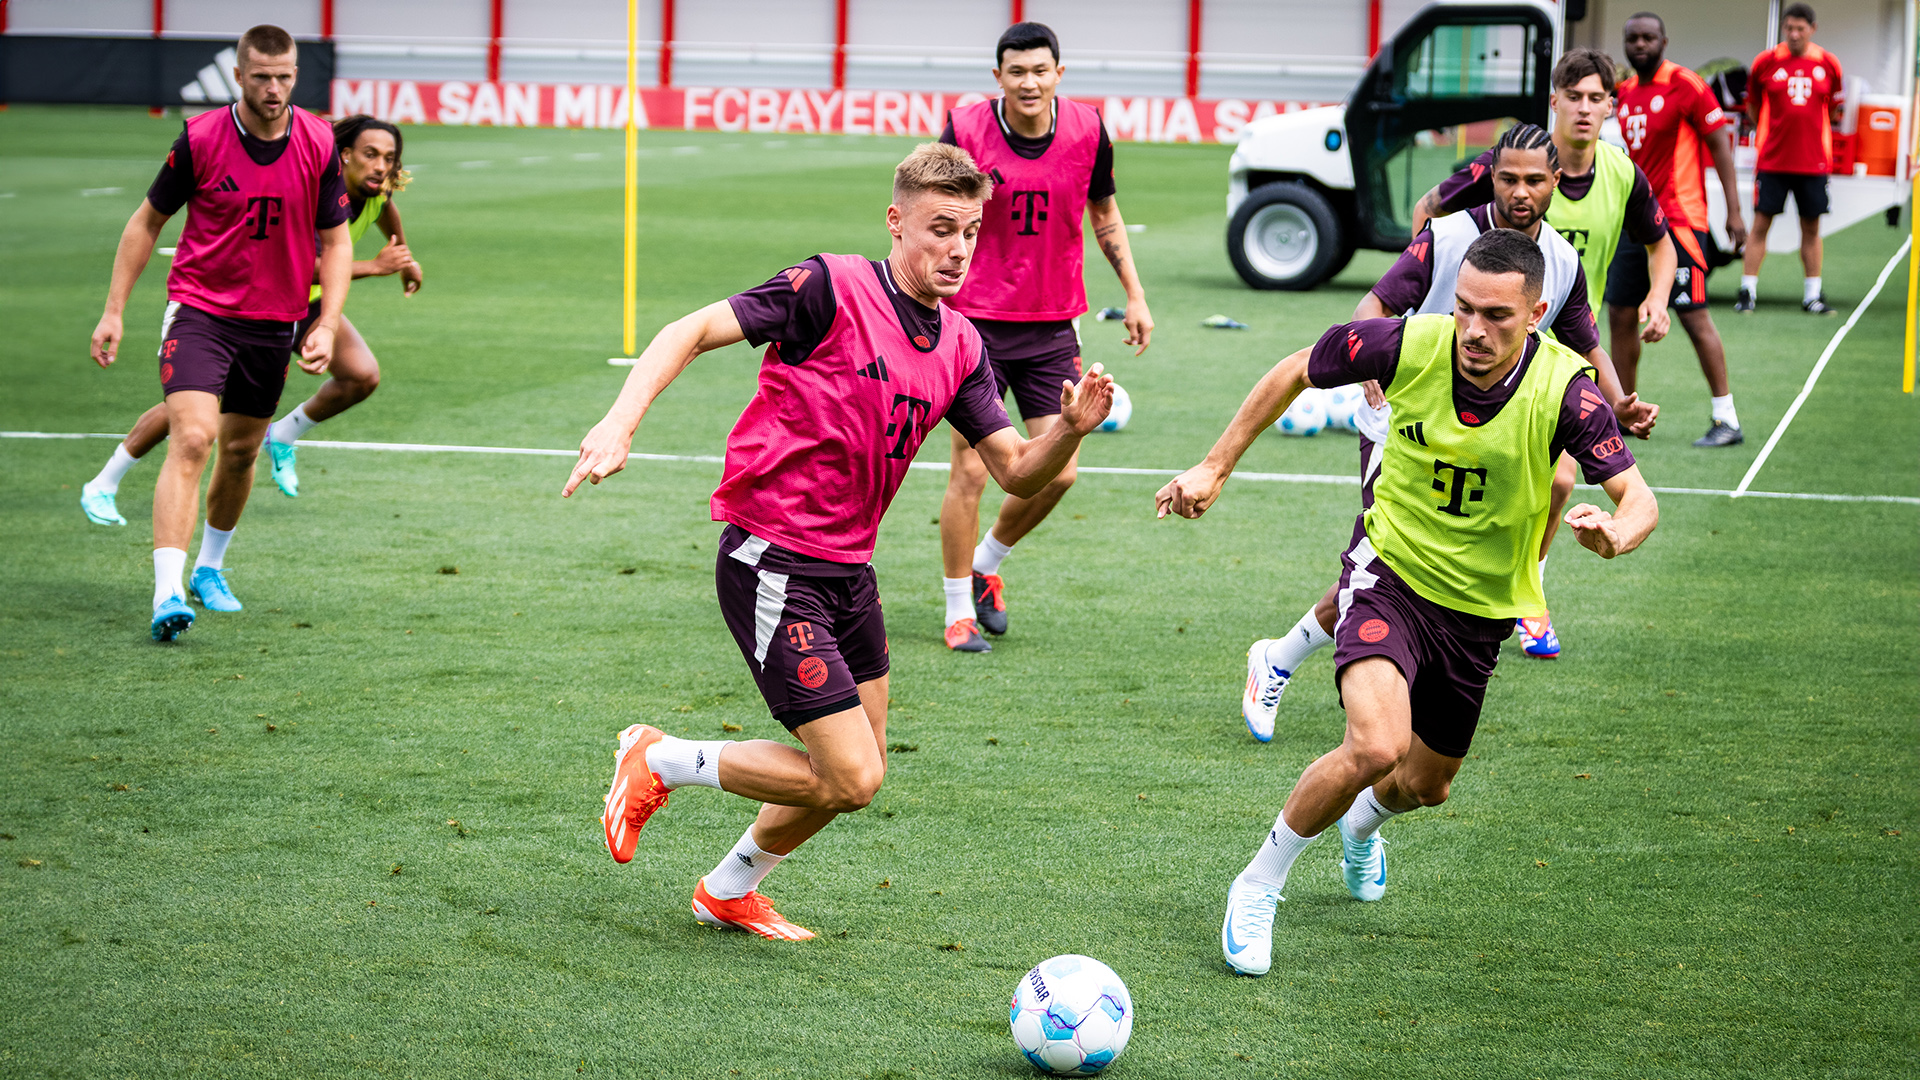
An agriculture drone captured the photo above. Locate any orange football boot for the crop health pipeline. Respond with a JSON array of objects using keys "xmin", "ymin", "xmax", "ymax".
[
  {"xmin": 692, "ymin": 878, "xmax": 816, "ymax": 940},
  {"xmin": 601, "ymin": 724, "xmax": 669, "ymax": 863},
  {"xmin": 944, "ymin": 617, "xmax": 991, "ymax": 653}
]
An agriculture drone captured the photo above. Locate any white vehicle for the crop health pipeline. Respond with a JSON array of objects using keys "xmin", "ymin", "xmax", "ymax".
[{"xmin": 1227, "ymin": 2, "xmax": 1559, "ymax": 290}]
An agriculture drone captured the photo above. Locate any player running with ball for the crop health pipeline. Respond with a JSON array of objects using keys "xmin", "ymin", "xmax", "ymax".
[
  {"xmin": 934, "ymin": 21, "xmax": 1152, "ymax": 652},
  {"xmin": 82, "ymin": 114, "xmax": 420, "ymax": 523},
  {"xmin": 567, "ymin": 143, "xmax": 1112, "ymax": 941},
  {"xmin": 1157, "ymin": 231, "xmax": 1657, "ymax": 976},
  {"xmin": 87, "ymin": 25, "xmax": 351, "ymax": 641}
]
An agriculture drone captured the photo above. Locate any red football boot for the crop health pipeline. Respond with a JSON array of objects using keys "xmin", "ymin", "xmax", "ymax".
[
  {"xmin": 692, "ymin": 878, "xmax": 816, "ymax": 941},
  {"xmin": 601, "ymin": 724, "xmax": 669, "ymax": 863}
]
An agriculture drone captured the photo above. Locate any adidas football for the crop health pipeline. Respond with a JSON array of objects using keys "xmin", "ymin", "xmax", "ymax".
[
  {"xmin": 1097, "ymin": 384, "xmax": 1132, "ymax": 432},
  {"xmin": 1010, "ymin": 954, "xmax": 1134, "ymax": 1076},
  {"xmin": 1276, "ymin": 388, "xmax": 1328, "ymax": 436},
  {"xmin": 1322, "ymin": 384, "xmax": 1365, "ymax": 433}
]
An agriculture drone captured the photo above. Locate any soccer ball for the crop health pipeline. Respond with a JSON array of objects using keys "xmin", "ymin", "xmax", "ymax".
[
  {"xmin": 1322, "ymin": 384, "xmax": 1365, "ymax": 433},
  {"xmin": 1276, "ymin": 388, "xmax": 1329, "ymax": 436},
  {"xmin": 1098, "ymin": 384, "xmax": 1132, "ymax": 432},
  {"xmin": 1009, "ymin": 954, "xmax": 1134, "ymax": 1076}
]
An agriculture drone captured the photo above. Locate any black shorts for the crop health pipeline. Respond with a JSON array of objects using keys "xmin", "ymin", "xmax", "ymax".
[
  {"xmin": 1605, "ymin": 228, "xmax": 1715, "ymax": 312},
  {"xmin": 715, "ymin": 529, "xmax": 890, "ymax": 731},
  {"xmin": 1331, "ymin": 533, "xmax": 1510, "ymax": 758},
  {"xmin": 1754, "ymin": 170, "xmax": 1830, "ymax": 218},
  {"xmin": 975, "ymin": 318, "xmax": 1083, "ymax": 421},
  {"xmin": 157, "ymin": 301, "xmax": 304, "ymax": 419}
]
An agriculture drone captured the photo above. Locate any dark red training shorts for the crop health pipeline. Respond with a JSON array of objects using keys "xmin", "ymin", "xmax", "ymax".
[
  {"xmin": 1331, "ymin": 531, "xmax": 1512, "ymax": 758},
  {"xmin": 157, "ymin": 300, "xmax": 304, "ymax": 419},
  {"xmin": 716, "ymin": 526, "xmax": 890, "ymax": 732}
]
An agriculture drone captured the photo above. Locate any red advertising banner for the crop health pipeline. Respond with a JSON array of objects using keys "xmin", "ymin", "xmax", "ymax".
[{"xmin": 328, "ymin": 79, "xmax": 1331, "ymax": 144}]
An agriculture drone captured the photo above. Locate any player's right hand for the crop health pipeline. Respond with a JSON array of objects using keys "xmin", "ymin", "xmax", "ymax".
[
  {"xmin": 1614, "ymin": 392, "xmax": 1659, "ymax": 439},
  {"xmin": 91, "ymin": 312, "xmax": 123, "ymax": 368},
  {"xmin": 562, "ymin": 419, "xmax": 634, "ymax": 497},
  {"xmin": 1360, "ymin": 379, "xmax": 1386, "ymax": 410},
  {"xmin": 1155, "ymin": 463, "xmax": 1224, "ymax": 520},
  {"xmin": 1638, "ymin": 301, "xmax": 1671, "ymax": 343}
]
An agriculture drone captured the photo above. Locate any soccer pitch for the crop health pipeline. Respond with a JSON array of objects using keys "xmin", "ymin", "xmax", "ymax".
[{"xmin": 2, "ymin": 105, "xmax": 1916, "ymax": 1078}]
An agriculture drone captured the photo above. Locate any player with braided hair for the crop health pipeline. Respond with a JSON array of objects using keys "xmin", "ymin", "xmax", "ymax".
[{"xmin": 82, "ymin": 113, "xmax": 423, "ymax": 529}]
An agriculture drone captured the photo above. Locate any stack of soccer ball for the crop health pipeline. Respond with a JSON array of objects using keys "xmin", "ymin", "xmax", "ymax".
[
  {"xmin": 1009, "ymin": 955, "xmax": 1134, "ymax": 1075},
  {"xmin": 1275, "ymin": 385, "xmax": 1367, "ymax": 436}
]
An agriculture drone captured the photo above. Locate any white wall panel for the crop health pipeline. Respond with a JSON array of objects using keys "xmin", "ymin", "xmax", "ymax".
[
  {"xmin": 1198, "ymin": 0, "xmax": 1367, "ymax": 100},
  {"xmin": 504, "ymin": 0, "xmax": 655, "ymax": 46},
  {"xmin": 335, "ymin": 0, "xmax": 488, "ymax": 44},
  {"xmin": 167, "ymin": 0, "xmax": 321, "ymax": 37},
  {"xmin": 7, "ymin": 0, "xmax": 152, "ymax": 34},
  {"xmin": 844, "ymin": 0, "xmax": 1013, "ymax": 93},
  {"xmin": 675, "ymin": 0, "xmax": 835, "ymax": 47}
]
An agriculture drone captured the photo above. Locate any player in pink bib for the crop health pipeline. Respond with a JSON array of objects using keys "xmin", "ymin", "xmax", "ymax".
[
  {"xmin": 567, "ymin": 143, "xmax": 1114, "ymax": 940},
  {"xmin": 935, "ymin": 22, "xmax": 1154, "ymax": 652},
  {"xmin": 87, "ymin": 25, "xmax": 353, "ymax": 642}
]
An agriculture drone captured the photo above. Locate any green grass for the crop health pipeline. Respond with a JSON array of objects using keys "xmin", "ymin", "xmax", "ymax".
[{"xmin": 1, "ymin": 105, "xmax": 1916, "ymax": 1079}]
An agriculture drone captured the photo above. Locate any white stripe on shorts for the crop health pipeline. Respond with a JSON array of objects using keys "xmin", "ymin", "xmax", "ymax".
[
  {"xmin": 1335, "ymin": 535, "xmax": 1382, "ymax": 636},
  {"xmin": 157, "ymin": 301, "xmax": 180, "ymax": 357},
  {"xmin": 751, "ymin": 568, "xmax": 789, "ymax": 666},
  {"xmin": 728, "ymin": 533, "xmax": 771, "ymax": 568}
]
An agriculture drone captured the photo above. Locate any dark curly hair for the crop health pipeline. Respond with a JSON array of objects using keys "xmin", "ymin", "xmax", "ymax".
[{"xmin": 332, "ymin": 114, "xmax": 408, "ymax": 195}]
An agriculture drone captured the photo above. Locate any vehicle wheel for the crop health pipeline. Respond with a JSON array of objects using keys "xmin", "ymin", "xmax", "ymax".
[{"xmin": 1227, "ymin": 182, "xmax": 1346, "ymax": 290}]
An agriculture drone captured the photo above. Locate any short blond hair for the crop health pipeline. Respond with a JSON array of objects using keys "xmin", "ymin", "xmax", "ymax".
[{"xmin": 893, "ymin": 142, "xmax": 993, "ymax": 205}]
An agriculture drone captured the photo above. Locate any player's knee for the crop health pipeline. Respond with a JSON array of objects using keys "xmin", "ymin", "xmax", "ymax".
[
  {"xmin": 1045, "ymin": 461, "xmax": 1078, "ymax": 495},
  {"xmin": 169, "ymin": 426, "xmax": 216, "ymax": 461},
  {"xmin": 346, "ymin": 367, "xmax": 380, "ymax": 402},
  {"xmin": 1345, "ymin": 738, "xmax": 1407, "ymax": 784},
  {"xmin": 1404, "ymin": 774, "xmax": 1451, "ymax": 807},
  {"xmin": 824, "ymin": 767, "xmax": 885, "ymax": 812}
]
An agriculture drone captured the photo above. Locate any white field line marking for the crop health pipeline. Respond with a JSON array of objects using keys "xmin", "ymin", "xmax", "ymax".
[
  {"xmin": 1733, "ymin": 236, "xmax": 1913, "ymax": 498},
  {"xmin": 80, "ymin": 187, "xmax": 124, "ymax": 196},
  {"xmin": 5, "ymin": 432, "xmax": 1916, "ymax": 505}
]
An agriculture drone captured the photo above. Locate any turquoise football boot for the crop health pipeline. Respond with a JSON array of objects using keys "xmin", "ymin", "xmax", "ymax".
[
  {"xmin": 189, "ymin": 566, "xmax": 243, "ymax": 612},
  {"xmin": 151, "ymin": 595, "xmax": 194, "ymax": 641},
  {"xmin": 81, "ymin": 482, "xmax": 127, "ymax": 526},
  {"xmin": 1338, "ymin": 820, "xmax": 1387, "ymax": 902},
  {"xmin": 267, "ymin": 438, "xmax": 299, "ymax": 497}
]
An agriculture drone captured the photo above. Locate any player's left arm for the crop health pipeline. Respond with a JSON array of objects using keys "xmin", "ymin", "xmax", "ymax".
[
  {"xmin": 973, "ymin": 363, "xmax": 1116, "ymax": 498},
  {"xmin": 1704, "ymin": 121, "xmax": 1747, "ymax": 250},
  {"xmin": 1156, "ymin": 346, "xmax": 1314, "ymax": 519},
  {"xmin": 361, "ymin": 199, "xmax": 423, "ymax": 295},
  {"xmin": 1566, "ymin": 465, "xmax": 1658, "ymax": 558},
  {"xmin": 300, "ymin": 222, "xmax": 353, "ymax": 374},
  {"xmin": 1087, "ymin": 196, "xmax": 1152, "ymax": 355}
]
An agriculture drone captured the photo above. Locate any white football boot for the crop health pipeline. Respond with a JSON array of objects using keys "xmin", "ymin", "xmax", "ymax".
[
  {"xmin": 1241, "ymin": 640, "xmax": 1290, "ymax": 743},
  {"xmin": 1221, "ymin": 875, "xmax": 1282, "ymax": 976},
  {"xmin": 1338, "ymin": 818, "xmax": 1387, "ymax": 902}
]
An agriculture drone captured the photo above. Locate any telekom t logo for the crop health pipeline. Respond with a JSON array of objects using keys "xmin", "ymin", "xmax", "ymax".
[
  {"xmin": 1787, "ymin": 75, "xmax": 1813, "ymax": 105},
  {"xmin": 1431, "ymin": 459, "xmax": 1489, "ymax": 517},
  {"xmin": 1009, "ymin": 190, "xmax": 1050, "ymax": 235},
  {"xmin": 245, "ymin": 195, "xmax": 283, "ymax": 240},
  {"xmin": 1624, "ymin": 113, "xmax": 1648, "ymax": 151},
  {"xmin": 883, "ymin": 394, "xmax": 933, "ymax": 459}
]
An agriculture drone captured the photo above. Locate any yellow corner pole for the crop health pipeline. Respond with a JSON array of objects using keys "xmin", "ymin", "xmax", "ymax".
[
  {"xmin": 622, "ymin": 0, "xmax": 639, "ymax": 358},
  {"xmin": 1906, "ymin": 85, "xmax": 1919, "ymax": 392}
]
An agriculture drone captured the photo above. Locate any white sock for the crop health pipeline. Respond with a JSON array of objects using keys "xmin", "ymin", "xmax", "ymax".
[
  {"xmin": 194, "ymin": 523, "xmax": 234, "ymax": 571},
  {"xmin": 90, "ymin": 444, "xmax": 142, "ymax": 494},
  {"xmin": 1264, "ymin": 610, "xmax": 1333, "ymax": 675},
  {"xmin": 1711, "ymin": 395, "xmax": 1739, "ymax": 428},
  {"xmin": 971, "ymin": 530, "xmax": 1013, "ymax": 575},
  {"xmin": 1803, "ymin": 276, "xmax": 1822, "ymax": 303},
  {"xmin": 701, "ymin": 825, "xmax": 786, "ymax": 900},
  {"xmin": 1537, "ymin": 553, "xmax": 1548, "ymax": 590},
  {"xmin": 942, "ymin": 576, "xmax": 973, "ymax": 627},
  {"xmin": 269, "ymin": 402, "xmax": 318, "ymax": 446},
  {"xmin": 153, "ymin": 547, "xmax": 187, "ymax": 608},
  {"xmin": 1339, "ymin": 786, "xmax": 1400, "ymax": 842},
  {"xmin": 1238, "ymin": 815, "xmax": 1319, "ymax": 892},
  {"xmin": 1739, "ymin": 274, "xmax": 1759, "ymax": 295},
  {"xmin": 645, "ymin": 735, "xmax": 730, "ymax": 791}
]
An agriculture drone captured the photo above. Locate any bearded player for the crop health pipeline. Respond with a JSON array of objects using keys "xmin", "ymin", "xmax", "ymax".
[
  {"xmin": 1158, "ymin": 230, "xmax": 1657, "ymax": 976},
  {"xmin": 87, "ymin": 25, "xmax": 351, "ymax": 640},
  {"xmin": 568, "ymin": 143, "xmax": 1113, "ymax": 940},
  {"xmin": 1615, "ymin": 12, "xmax": 1750, "ymax": 447},
  {"xmin": 934, "ymin": 21, "xmax": 1152, "ymax": 652},
  {"xmin": 1241, "ymin": 122, "xmax": 1657, "ymax": 740},
  {"xmin": 82, "ymin": 114, "xmax": 420, "ymax": 525}
]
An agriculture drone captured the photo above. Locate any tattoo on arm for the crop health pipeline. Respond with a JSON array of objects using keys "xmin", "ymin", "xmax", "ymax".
[{"xmin": 1100, "ymin": 237, "xmax": 1127, "ymax": 272}]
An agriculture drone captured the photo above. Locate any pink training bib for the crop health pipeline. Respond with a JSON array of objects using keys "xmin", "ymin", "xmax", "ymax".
[
  {"xmin": 948, "ymin": 97, "xmax": 1102, "ymax": 322},
  {"xmin": 712, "ymin": 253, "xmax": 985, "ymax": 564},
  {"xmin": 168, "ymin": 105, "xmax": 339, "ymax": 322}
]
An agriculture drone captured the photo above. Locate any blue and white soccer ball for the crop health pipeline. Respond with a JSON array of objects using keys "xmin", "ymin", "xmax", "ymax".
[
  {"xmin": 1098, "ymin": 384, "xmax": 1132, "ymax": 432},
  {"xmin": 1322, "ymin": 384, "xmax": 1366, "ymax": 433},
  {"xmin": 1276, "ymin": 388, "xmax": 1329, "ymax": 436},
  {"xmin": 1010, "ymin": 954, "xmax": 1134, "ymax": 1076}
]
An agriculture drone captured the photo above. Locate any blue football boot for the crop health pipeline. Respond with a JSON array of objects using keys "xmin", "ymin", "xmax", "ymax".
[
  {"xmin": 151, "ymin": 595, "xmax": 194, "ymax": 641},
  {"xmin": 81, "ymin": 482, "xmax": 127, "ymax": 526},
  {"xmin": 268, "ymin": 439, "xmax": 299, "ymax": 497},
  {"xmin": 189, "ymin": 566, "xmax": 243, "ymax": 612}
]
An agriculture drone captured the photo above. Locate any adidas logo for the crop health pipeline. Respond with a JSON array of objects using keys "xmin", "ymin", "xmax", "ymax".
[
  {"xmin": 735, "ymin": 851, "xmax": 754, "ymax": 867},
  {"xmin": 857, "ymin": 355, "xmax": 890, "ymax": 381},
  {"xmin": 694, "ymin": 749, "xmax": 706, "ymax": 771},
  {"xmin": 1398, "ymin": 421, "xmax": 1428, "ymax": 446},
  {"xmin": 1577, "ymin": 388, "xmax": 1607, "ymax": 420},
  {"xmin": 214, "ymin": 175, "xmax": 240, "ymax": 193},
  {"xmin": 180, "ymin": 47, "xmax": 242, "ymax": 104}
]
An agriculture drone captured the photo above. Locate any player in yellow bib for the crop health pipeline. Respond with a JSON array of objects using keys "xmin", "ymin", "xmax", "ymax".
[
  {"xmin": 81, "ymin": 115, "xmax": 421, "ymax": 527},
  {"xmin": 1157, "ymin": 230, "xmax": 1658, "ymax": 977}
]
